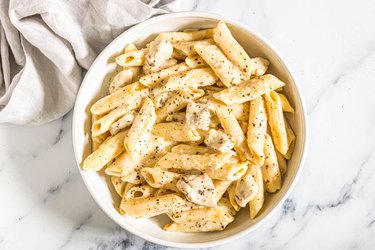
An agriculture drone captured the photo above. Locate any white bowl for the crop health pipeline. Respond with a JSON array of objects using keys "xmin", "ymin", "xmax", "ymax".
[{"xmin": 72, "ymin": 12, "xmax": 308, "ymax": 248}]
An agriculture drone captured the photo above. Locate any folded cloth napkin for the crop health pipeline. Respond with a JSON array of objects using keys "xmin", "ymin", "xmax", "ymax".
[{"xmin": 0, "ymin": 0, "xmax": 180, "ymax": 124}]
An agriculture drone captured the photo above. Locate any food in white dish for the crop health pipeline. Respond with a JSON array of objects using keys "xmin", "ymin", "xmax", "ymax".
[{"xmin": 82, "ymin": 21, "xmax": 296, "ymax": 233}]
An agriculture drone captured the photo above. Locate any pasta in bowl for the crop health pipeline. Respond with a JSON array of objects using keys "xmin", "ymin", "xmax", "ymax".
[{"xmin": 73, "ymin": 12, "xmax": 307, "ymax": 248}]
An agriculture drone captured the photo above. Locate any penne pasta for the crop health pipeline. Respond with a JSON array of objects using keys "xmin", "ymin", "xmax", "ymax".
[
  {"xmin": 91, "ymin": 82, "xmax": 148, "ymax": 115},
  {"xmin": 235, "ymin": 166, "xmax": 259, "ymax": 207},
  {"xmin": 185, "ymin": 55, "xmax": 208, "ymax": 68},
  {"xmin": 167, "ymin": 206, "xmax": 233, "ymax": 224},
  {"xmin": 111, "ymin": 43, "xmax": 142, "ymax": 93},
  {"xmin": 92, "ymin": 132, "xmax": 110, "ymax": 152},
  {"xmin": 155, "ymin": 29, "xmax": 214, "ymax": 43},
  {"xmin": 207, "ymin": 97, "xmax": 247, "ymax": 121},
  {"xmin": 213, "ymin": 74, "xmax": 286, "ymax": 105},
  {"xmin": 108, "ymin": 68, "xmax": 140, "ymax": 94},
  {"xmin": 152, "ymin": 122, "xmax": 201, "ymax": 142},
  {"xmin": 124, "ymin": 97, "xmax": 157, "ymax": 160},
  {"xmin": 279, "ymin": 93, "xmax": 295, "ymax": 113},
  {"xmin": 92, "ymin": 114, "xmax": 108, "ymax": 151},
  {"xmin": 264, "ymin": 91, "xmax": 289, "ymax": 155},
  {"xmin": 276, "ymin": 151, "xmax": 288, "ymax": 175},
  {"xmin": 195, "ymin": 44, "xmax": 245, "ymax": 87},
  {"xmin": 251, "ymin": 57, "xmax": 269, "ymax": 77},
  {"xmin": 109, "ymin": 113, "xmax": 135, "ymax": 135},
  {"xmin": 262, "ymin": 134, "xmax": 282, "ymax": 193},
  {"xmin": 92, "ymin": 103, "xmax": 138, "ymax": 137},
  {"xmin": 104, "ymin": 157, "xmax": 122, "ymax": 177},
  {"xmin": 123, "ymin": 184, "xmax": 156, "ymax": 200},
  {"xmin": 227, "ymin": 182, "xmax": 241, "ymax": 212},
  {"xmin": 213, "ymin": 21, "xmax": 253, "ymax": 79},
  {"xmin": 248, "ymin": 164, "xmax": 264, "ymax": 219},
  {"xmin": 83, "ymin": 130, "xmax": 128, "ymax": 171},
  {"xmin": 123, "ymin": 43, "xmax": 137, "ymax": 53},
  {"xmin": 143, "ymin": 39, "xmax": 174, "ymax": 74},
  {"xmin": 207, "ymin": 161, "xmax": 248, "ymax": 181},
  {"xmin": 218, "ymin": 196, "xmax": 237, "ymax": 217},
  {"xmin": 116, "ymin": 48, "xmax": 147, "ymax": 67},
  {"xmin": 216, "ymin": 107, "xmax": 251, "ymax": 161},
  {"xmin": 140, "ymin": 167, "xmax": 181, "ymax": 189},
  {"xmin": 153, "ymin": 68, "xmax": 218, "ymax": 95},
  {"xmin": 165, "ymin": 112, "xmax": 185, "ymax": 122},
  {"xmin": 109, "ymin": 152, "xmax": 144, "ymax": 184},
  {"xmin": 143, "ymin": 58, "xmax": 177, "ymax": 75},
  {"xmin": 139, "ymin": 62, "xmax": 190, "ymax": 87},
  {"xmin": 187, "ymin": 132, "xmax": 206, "ymax": 146},
  {"xmin": 164, "ymin": 220, "xmax": 232, "ymax": 233},
  {"xmin": 247, "ymin": 97, "xmax": 267, "ymax": 166},
  {"xmin": 284, "ymin": 117, "xmax": 296, "ymax": 159},
  {"xmin": 155, "ymin": 151, "xmax": 233, "ymax": 172},
  {"xmin": 240, "ymin": 102, "xmax": 250, "ymax": 134},
  {"xmin": 173, "ymin": 39, "xmax": 214, "ymax": 56},
  {"xmin": 111, "ymin": 176, "xmax": 126, "ymax": 197},
  {"xmin": 285, "ymin": 139, "xmax": 295, "ymax": 160},
  {"xmin": 153, "ymin": 91, "xmax": 174, "ymax": 109},
  {"xmin": 107, "ymin": 135, "xmax": 176, "ymax": 184},
  {"xmin": 120, "ymin": 194, "xmax": 200, "ymax": 218},
  {"xmin": 171, "ymin": 144, "xmax": 216, "ymax": 155},
  {"xmin": 214, "ymin": 180, "xmax": 232, "ymax": 202},
  {"xmin": 156, "ymin": 89, "xmax": 204, "ymax": 123},
  {"xmin": 154, "ymin": 188, "xmax": 176, "ymax": 197},
  {"xmin": 171, "ymin": 49, "xmax": 187, "ymax": 60}
]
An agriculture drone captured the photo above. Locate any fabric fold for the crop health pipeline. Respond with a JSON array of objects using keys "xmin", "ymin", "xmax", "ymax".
[{"xmin": 0, "ymin": 0, "xmax": 180, "ymax": 124}]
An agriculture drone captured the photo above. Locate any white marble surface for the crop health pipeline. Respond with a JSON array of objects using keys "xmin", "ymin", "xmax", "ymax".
[{"xmin": 1, "ymin": 0, "xmax": 375, "ymax": 249}]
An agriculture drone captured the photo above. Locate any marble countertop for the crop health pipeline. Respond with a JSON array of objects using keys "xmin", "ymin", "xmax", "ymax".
[{"xmin": 1, "ymin": 0, "xmax": 375, "ymax": 249}]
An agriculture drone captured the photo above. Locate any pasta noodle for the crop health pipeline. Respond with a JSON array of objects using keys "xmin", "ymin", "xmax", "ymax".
[
  {"xmin": 195, "ymin": 44, "xmax": 245, "ymax": 87},
  {"xmin": 248, "ymin": 164, "xmax": 264, "ymax": 219},
  {"xmin": 83, "ymin": 130, "xmax": 128, "ymax": 171},
  {"xmin": 173, "ymin": 39, "xmax": 214, "ymax": 56},
  {"xmin": 124, "ymin": 97, "xmax": 157, "ymax": 160},
  {"xmin": 213, "ymin": 21, "xmax": 253, "ymax": 79},
  {"xmin": 247, "ymin": 97, "xmax": 267, "ymax": 166},
  {"xmin": 213, "ymin": 74, "xmax": 286, "ymax": 105},
  {"xmin": 139, "ymin": 62, "xmax": 190, "ymax": 87},
  {"xmin": 264, "ymin": 91, "xmax": 288, "ymax": 155},
  {"xmin": 91, "ymin": 82, "xmax": 148, "ymax": 115},
  {"xmin": 155, "ymin": 29, "xmax": 214, "ymax": 43},
  {"xmin": 152, "ymin": 122, "xmax": 201, "ymax": 142},
  {"xmin": 279, "ymin": 93, "xmax": 295, "ymax": 113},
  {"xmin": 216, "ymin": 107, "xmax": 251, "ymax": 161},
  {"xmin": 120, "ymin": 194, "xmax": 200, "ymax": 218},
  {"xmin": 262, "ymin": 134, "xmax": 282, "ymax": 193},
  {"xmin": 185, "ymin": 55, "xmax": 208, "ymax": 68}
]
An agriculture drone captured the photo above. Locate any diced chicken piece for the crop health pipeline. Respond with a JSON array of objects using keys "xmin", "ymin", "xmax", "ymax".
[
  {"xmin": 204, "ymin": 129, "xmax": 235, "ymax": 153},
  {"xmin": 234, "ymin": 172, "xmax": 259, "ymax": 207},
  {"xmin": 186, "ymin": 101, "xmax": 211, "ymax": 131},
  {"xmin": 145, "ymin": 39, "xmax": 173, "ymax": 68},
  {"xmin": 176, "ymin": 173, "xmax": 217, "ymax": 207}
]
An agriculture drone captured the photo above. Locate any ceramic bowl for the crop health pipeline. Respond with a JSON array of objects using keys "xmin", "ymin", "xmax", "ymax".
[{"xmin": 72, "ymin": 11, "xmax": 308, "ymax": 248}]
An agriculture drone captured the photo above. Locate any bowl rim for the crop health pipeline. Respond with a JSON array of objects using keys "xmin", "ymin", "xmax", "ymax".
[{"xmin": 72, "ymin": 11, "xmax": 309, "ymax": 248}]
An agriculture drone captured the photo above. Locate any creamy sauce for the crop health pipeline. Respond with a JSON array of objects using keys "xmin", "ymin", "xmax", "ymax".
[
  {"xmin": 235, "ymin": 173, "xmax": 259, "ymax": 207},
  {"xmin": 146, "ymin": 39, "xmax": 173, "ymax": 67},
  {"xmin": 204, "ymin": 129, "xmax": 235, "ymax": 153},
  {"xmin": 176, "ymin": 173, "xmax": 217, "ymax": 207},
  {"xmin": 186, "ymin": 102, "xmax": 211, "ymax": 131}
]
